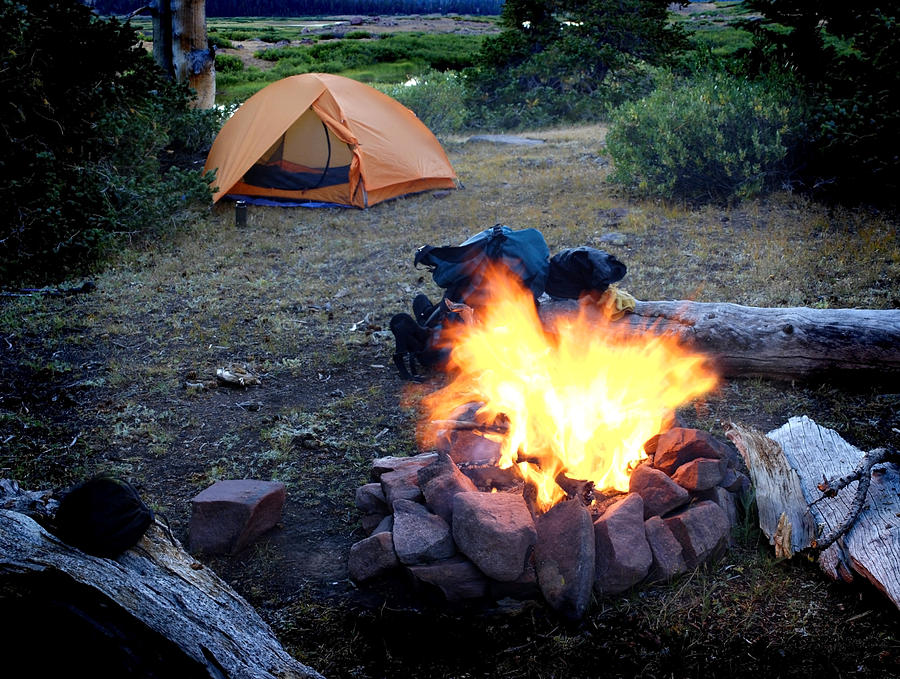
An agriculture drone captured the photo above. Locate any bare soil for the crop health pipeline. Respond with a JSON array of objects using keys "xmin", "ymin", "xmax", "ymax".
[{"xmin": 2, "ymin": 126, "xmax": 899, "ymax": 677}]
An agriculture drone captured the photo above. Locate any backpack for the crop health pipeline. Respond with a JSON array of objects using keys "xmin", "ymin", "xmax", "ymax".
[
  {"xmin": 390, "ymin": 225, "xmax": 550, "ymax": 381},
  {"xmin": 414, "ymin": 224, "xmax": 550, "ymax": 310},
  {"xmin": 53, "ymin": 477, "xmax": 154, "ymax": 558}
]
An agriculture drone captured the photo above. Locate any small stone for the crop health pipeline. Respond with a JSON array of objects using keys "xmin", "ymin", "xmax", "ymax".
[
  {"xmin": 380, "ymin": 468, "xmax": 423, "ymax": 506},
  {"xmin": 370, "ymin": 452, "xmax": 438, "ymax": 480},
  {"xmin": 653, "ymin": 428, "xmax": 732, "ymax": 476},
  {"xmin": 664, "ymin": 501, "xmax": 730, "ymax": 569},
  {"xmin": 446, "ymin": 430, "xmax": 502, "ymax": 466},
  {"xmin": 392, "ymin": 499, "xmax": 455, "ymax": 566},
  {"xmin": 670, "ymin": 458, "xmax": 724, "ymax": 491},
  {"xmin": 421, "ymin": 464, "xmax": 478, "ymax": 525},
  {"xmin": 458, "ymin": 464, "xmax": 521, "ymax": 492},
  {"xmin": 452, "ymin": 491, "xmax": 537, "ymax": 582},
  {"xmin": 628, "ymin": 463, "xmax": 690, "ymax": 518},
  {"xmin": 189, "ymin": 479, "xmax": 285, "ymax": 555},
  {"xmin": 355, "ymin": 483, "xmax": 388, "ymax": 514},
  {"xmin": 593, "ymin": 493, "xmax": 652, "ymax": 595},
  {"xmin": 371, "ymin": 514, "xmax": 393, "ymax": 536},
  {"xmin": 597, "ymin": 232, "xmax": 628, "ymax": 246},
  {"xmin": 644, "ymin": 516, "xmax": 687, "ymax": 582},
  {"xmin": 535, "ymin": 500, "xmax": 595, "ymax": 620},
  {"xmin": 361, "ymin": 512, "xmax": 388, "ymax": 534},
  {"xmin": 349, "ymin": 532, "xmax": 399, "ymax": 582},
  {"xmin": 407, "ymin": 556, "xmax": 489, "ymax": 602}
]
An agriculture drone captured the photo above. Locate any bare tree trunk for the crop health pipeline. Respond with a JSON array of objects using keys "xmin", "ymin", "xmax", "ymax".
[
  {"xmin": 540, "ymin": 299, "xmax": 900, "ymax": 380},
  {"xmin": 152, "ymin": 0, "xmax": 174, "ymax": 79},
  {"xmin": 171, "ymin": 0, "xmax": 215, "ymax": 108}
]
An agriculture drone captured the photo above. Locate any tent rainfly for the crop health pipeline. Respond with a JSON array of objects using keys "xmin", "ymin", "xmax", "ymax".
[{"xmin": 203, "ymin": 73, "xmax": 459, "ymax": 207}]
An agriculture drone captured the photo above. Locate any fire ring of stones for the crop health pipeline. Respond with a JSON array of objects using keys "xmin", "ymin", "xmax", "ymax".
[{"xmin": 349, "ymin": 424, "xmax": 750, "ymax": 620}]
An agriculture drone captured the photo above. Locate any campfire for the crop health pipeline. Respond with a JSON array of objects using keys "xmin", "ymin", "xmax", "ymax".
[
  {"xmin": 351, "ymin": 265, "xmax": 749, "ymax": 619},
  {"xmin": 419, "ymin": 263, "xmax": 719, "ymax": 510}
]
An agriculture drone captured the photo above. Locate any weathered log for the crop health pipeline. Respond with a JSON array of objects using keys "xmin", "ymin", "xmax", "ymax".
[
  {"xmin": 727, "ymin": 417, "xmax": 900, "ymax": 610},
  {"xmin": 540, "ymin": 299, "xmax": 900, "ymax": 380},
  {"xmin": 0, "ymin": 509, "xmax": 323, "ymax": 679}
]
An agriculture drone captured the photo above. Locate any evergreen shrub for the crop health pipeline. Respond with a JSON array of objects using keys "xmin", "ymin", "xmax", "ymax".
[
  {"xmin": 0, "ymin": 0, "xmax": 217, "ymax": 285},
  {"xmin": 380, "ymin": 71, "xmax": 470, "ymax": 134},
  {"xmin": 606, "ymin": 71, "xmax": 807, "ymax": 202}
]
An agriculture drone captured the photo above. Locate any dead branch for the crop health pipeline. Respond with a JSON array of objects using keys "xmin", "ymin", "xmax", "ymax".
[{"xmin": 813, "ymin": 447, "xmax": 897, "ymax": 549}]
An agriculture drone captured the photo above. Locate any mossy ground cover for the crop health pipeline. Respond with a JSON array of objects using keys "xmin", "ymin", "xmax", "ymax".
[{"xmin": 1, "ymin": 125, "xmax": 898, "ymax": 677}]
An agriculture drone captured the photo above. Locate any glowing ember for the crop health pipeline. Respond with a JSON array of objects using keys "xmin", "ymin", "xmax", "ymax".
[{"xmin": 420, "ymin": 264, "xmax": 719, "ymax": 511}]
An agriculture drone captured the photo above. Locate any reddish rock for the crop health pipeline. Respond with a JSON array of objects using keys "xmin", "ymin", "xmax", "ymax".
[
  {"xmin": 355, "ymin": 483, "xmax": 388, "ymax": 514},
  {"xmin": 349, "ymin": 532, "xmax": 399, "ymax": 582},
  {"xmin": 446, "ymin": 430, "xmax": 502, "ymax": 466},
  {"xmin": 644, "ymin": 515, "xmax": 688, "ymax": 582},
  {"xmin": 371, "ymin": 514, "xmax": 393, "ymax": 536},
  {"xmin": 653, "ymin": 428, "xmax": 732, "ymax": 476},
  {"xmin": 593, "ymin": 493, "xmax": 652, "ymax": 595},
  {"xmin": 628, "ymin": 463, "xmax": 690, "ymax": 518},
  {"xmin": 380, "ymin": 467, "xmax": 423, "ymax": 505},
  {"xmin": 670, "ymin": 458, "xmax": 724, "ymax": 491},
  {"xmin": 452, "ymin": 491, "xmax": 537, "ymax": 582},
  {"xmin": 664, "ymin": 500, "xmax": 730, "ymax": 569},
  {"xmin": 458, "ymin": 464, "xmax": 522, "ymax": 492},
  {"xmin": 490, "ymin": 562, "xmax": 540, "ymax": 601},
  {"xmin": 408, "ymin": 555, "xmax": 489, "ymax": 602},
  {"xmin": 535, "ymin": 500, "xmax": 595, "ymax": 620},
  {"xmin": 422, "ymin": 469, "xmax": 478, "ymax": 525},
  {"xmin": 361, "ymin": 512, "xmax": 388, "ymax": 534},
  {"xmin": 392, "ymin": 499, "xmax": 455, "ymax": 565},
  {"xmin": 370, "ymin": 453, "xmax": 437, "ymax": 480},
  {"xmin": 189, "ymin": 479, "xmax": 285, "ymax": 555}
]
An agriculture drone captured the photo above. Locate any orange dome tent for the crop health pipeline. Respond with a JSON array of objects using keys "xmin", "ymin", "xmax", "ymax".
[{"xmin": 204, "ymin": 73, "xmax": 459, "ymax": 207}]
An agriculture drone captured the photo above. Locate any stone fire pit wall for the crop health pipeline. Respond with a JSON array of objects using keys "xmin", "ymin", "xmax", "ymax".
[{"xmin": 349, "ymin": 427, "xmax": 750, "ymax": 620}]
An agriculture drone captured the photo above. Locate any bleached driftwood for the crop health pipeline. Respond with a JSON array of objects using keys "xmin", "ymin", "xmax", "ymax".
[
  {"xmin": 727, "ymin": 417, "xmax": 900, "ymax": 609},
  {"xmin": 0, "ymin": 509, "xmax": 323, "ymax": 679},
  {"xmin": 540, "ymin": 299, "xmax": 900, "ymax": 380}
]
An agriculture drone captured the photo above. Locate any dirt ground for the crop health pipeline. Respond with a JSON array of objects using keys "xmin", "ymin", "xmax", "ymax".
[{"xmin": 2, "ymin": 126, "xmax": 899, "ymax": 677}]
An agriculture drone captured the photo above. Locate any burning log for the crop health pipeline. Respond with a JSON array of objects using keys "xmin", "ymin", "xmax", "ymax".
[
  {"xmin": 728, "ymin": 417, "xmax": 900, "ymax": 610},
  {"xmin": 0, "ymin": 506, "xmax": 323, "ymax": 678},
  {"xmin": 540, "ymin": 299, "xmax": 900, "ymax": 380}
]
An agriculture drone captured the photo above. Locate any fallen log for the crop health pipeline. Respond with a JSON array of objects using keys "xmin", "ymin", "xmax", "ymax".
[
  {"xmin": 0, "ymin": 508, "xmax": 324, "ymax": 679},
  {"xmin": 540, "ymin": 299, "xmax": 900, "ymax": 380},
  {"xmin": 727, "ymin": 417, "xmax": 900, "ymax": 610}
]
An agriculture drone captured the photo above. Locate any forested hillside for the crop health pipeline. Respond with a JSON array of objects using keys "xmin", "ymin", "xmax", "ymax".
[{"xmin": 92, "ymin": 0, "xmax": 504, "ymax": 16}]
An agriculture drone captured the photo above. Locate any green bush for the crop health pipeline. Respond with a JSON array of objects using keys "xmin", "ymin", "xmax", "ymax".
[
  {"xmin": 0, "ymin": 0, "xmax": 217, "ymax": 285},
  {"xmin": 380, "ymin": 71, "xmax": 470, "ymax": 134},
  {"xmin": 606, "ymin": 72, "xmax": 807, "ymax": 202},
  {"xmin": 208, "ymin": 33, "xmax": 234, "ymax": 49},
  {"xmin": 215, "ymin": 53, "xmax": 244, "ymax": 73}
]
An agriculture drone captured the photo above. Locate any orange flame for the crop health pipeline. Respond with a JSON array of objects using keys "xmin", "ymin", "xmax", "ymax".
[{"xmin": 420, "ymin": 263, "xmax": 718, "ymax": 511}]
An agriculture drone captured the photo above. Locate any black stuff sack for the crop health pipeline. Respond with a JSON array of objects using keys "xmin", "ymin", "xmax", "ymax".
[
  {"xmin": 545, "ymin": 246, "xmax": 627, "ymax": 299},
  {"xmin": 53, "ymin": 477, "xmax": 154, "ymax": 558}
]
